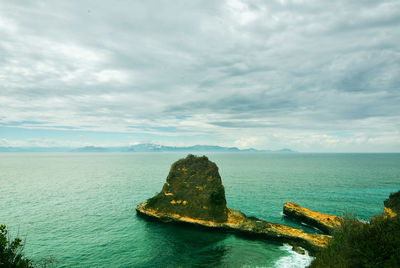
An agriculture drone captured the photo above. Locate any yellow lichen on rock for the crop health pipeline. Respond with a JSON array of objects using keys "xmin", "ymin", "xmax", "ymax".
[
  {"xmin": 147, "ymin": 155, "xmax": 228, "ymax": 223},
  {"xmin": 384, "ymin": 207, "xmax": 397, "ymax": 218},
  {"xmin": 226, "ymin": 209, "xmax": 246, "ymax": 225}
]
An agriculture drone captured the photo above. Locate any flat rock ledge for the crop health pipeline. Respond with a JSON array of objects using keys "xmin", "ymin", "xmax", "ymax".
[
  {"xmin": 283, "ymin": 202, "xmax": 342, "ymax": 234},
  {"xmin": 137, "ymin": 202, "xmax": 331, "ymax": 253}
]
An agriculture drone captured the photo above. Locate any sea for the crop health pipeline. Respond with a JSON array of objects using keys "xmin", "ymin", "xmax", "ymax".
[{"xmin": 1, "ymin": 153, "xmax": 399, "ymax": 268}]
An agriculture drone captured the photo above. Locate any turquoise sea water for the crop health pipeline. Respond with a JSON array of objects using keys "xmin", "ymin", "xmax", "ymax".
[{"xmin": 1, "ymin": 153, "xmax": 399, "ymax": 267}]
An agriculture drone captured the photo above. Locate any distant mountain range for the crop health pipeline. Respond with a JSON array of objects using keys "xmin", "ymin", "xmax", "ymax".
[{"xmin": 0, "ymin": 143, "xmax": 295, "ymax": 153}]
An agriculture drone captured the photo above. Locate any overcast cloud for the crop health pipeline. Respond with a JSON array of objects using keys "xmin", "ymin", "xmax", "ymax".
[{"xmin": 0, "ymin": 0, "xmax": 399, "ymax": 152}]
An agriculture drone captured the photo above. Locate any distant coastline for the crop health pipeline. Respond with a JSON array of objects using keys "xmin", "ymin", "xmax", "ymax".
[{"xmin": 0, "ymin": 143, "xmax": 295, "ymax": 153}]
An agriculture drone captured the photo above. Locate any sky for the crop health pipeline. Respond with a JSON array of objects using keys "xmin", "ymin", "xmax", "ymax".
[{"xmin": 0, "ymin": 0, "xmax": 399, "ymax": 152}]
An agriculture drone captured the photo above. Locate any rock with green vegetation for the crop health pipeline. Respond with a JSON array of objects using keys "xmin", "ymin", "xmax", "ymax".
[{"xmin": 145, "ymin": 154, "xmax": 228, "ymax": 222}]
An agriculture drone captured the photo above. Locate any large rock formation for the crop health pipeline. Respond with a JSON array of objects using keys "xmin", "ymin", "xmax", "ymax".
[
  {"xmin": 283, "ymin": 202, "xmax": 342, "ymax": 234},
  {"xmin": 145, "ymin": 155, "xmax": 228, "ymax": 222},
  {"xmin": 136, "ymin": 155, "xmax": 331, "ymax": 252}
]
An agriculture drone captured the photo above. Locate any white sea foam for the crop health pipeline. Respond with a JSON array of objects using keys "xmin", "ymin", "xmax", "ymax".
[
  {"xmin": 298, "ymin": 221, "xmax": 321, "ymax": 231},
  {"xmin": 274, "ymin": 244, "xmax": 315, "ymax": 268}
]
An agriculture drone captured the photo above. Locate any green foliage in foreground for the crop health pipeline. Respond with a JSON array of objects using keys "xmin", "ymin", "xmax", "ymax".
[
  {"xmin": 309, "ymin": 214, "xmax": 400, "ymax": 268},
  {"xmin": 0, "ymin": 224, "xmax": 33, "ymax": 268}
]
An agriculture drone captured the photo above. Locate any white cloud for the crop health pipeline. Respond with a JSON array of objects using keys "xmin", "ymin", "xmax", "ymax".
[
  {"xmin": 0, "ymin": 138, "xmax": 11, "ymax": 147},
  {"xmin": 92, "ymin": 69, "xmax": 132, "ymax": 84},
  {"xmin": 227, "ymin": 0, "xmax": 258, "ymax": 25},
  {"xmin": 234, "ymin": 137, "xmax": 258, "ymax": 149}
]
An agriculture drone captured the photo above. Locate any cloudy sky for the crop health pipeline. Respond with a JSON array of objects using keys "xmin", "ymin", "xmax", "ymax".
[{"xmin": 1, "ymin": 0, "xmax": 399, "ymax": 152}]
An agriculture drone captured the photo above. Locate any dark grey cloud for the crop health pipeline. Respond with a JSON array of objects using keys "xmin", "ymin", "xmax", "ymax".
[
  {"xmin": 0, "ymin": 0, "xmax": 399, "ymax": 151},
  {"xmin": 210, "ymin": 121, "xmax": 280, "ymax": 128},
  {"xmin": 167, "ymin": 92, "xmax": 297, "ymax": 116}
]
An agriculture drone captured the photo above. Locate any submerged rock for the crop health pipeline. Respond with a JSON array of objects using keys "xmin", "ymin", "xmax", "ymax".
[
  {"xmin": 136, "ymin": 155, "xmax": 331, "ymax": 252},
  {"xmin": 283, "ymin": 202, "xmax": 342, "ymax": 234},
  {"xmin": 292, "ymin": 245, "xmax": 306, "ymax": 255}
]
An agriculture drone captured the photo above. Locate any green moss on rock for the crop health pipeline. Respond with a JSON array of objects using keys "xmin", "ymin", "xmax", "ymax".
[{"xmin": 145, "ymin": 154, "xmax": 228, "ymax": 222}]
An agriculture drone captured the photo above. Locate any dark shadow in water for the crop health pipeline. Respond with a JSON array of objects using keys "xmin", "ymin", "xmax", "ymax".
[
  {"xmin": 281, "ymin": 215, "xmax": 325, "ymax": 234},
  {"xmin": 135, "ymin": 214, "xmax": 290, "ymax": 267},
  {"xmin": 136, "ymin": 216, "xmax": 229, "ymax": 267}
]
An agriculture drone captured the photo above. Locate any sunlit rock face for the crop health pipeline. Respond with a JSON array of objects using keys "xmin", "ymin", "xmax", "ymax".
[
  {"xmin": 144, "ymin": 155, "xmax": 228, "ymax": 222},
  {"xmin": 384, "ymin": 190, "xmax": 400, "ymax": 218},
  {"xmin": 283, "ymin": 202, "xmax": 342, "ymax": 234}
]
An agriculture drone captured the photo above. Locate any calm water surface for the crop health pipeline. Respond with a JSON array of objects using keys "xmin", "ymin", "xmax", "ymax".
[{"xmin": 1, "ymin": 153, "xmax": 399, "ymax": 267}]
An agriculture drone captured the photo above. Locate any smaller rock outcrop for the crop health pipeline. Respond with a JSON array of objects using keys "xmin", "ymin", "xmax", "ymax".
[{"xmin": 283, "ymin": 202, "xmax": 342, "ymax": 234}]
